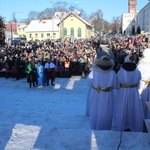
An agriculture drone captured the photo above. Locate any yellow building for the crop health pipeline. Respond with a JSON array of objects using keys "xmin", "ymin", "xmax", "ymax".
[
  {"xmin": 16, "ymin": 24, "xmax": 28, "ymax": 38},
  {"xmin": 58, "ymin": 12, "xmax": 94, "ymax": 39},
  {"xmin": 16, "ymin": 12, "xmax": 94, "ymax": 42}
]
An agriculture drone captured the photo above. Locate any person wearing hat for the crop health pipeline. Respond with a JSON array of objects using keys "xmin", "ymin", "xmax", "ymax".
[
  {"xmin": 87, "ymin": 55, "xmax": 118, "ymax": 130},
  {"xmin": 137, "ymin": 48, "xmax": 150, "ymax": 119},
  {"xmin": 116, "ymin": 54, "xmax": 144, "ymax": 132}
]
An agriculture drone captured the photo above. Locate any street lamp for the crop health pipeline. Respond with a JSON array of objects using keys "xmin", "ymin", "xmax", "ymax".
[{"xmin": 13, "ymin": 12, "xmax": 22, "ymax": 34}]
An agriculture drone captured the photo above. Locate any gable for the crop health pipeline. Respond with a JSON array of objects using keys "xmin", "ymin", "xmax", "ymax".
[
  {"xmin": 64, "ymin": 14, "xmax": 85, "ymax": 27},
  {"xmin": 58, "ymin": 13, "xmax": 92, "ymax": 28}
]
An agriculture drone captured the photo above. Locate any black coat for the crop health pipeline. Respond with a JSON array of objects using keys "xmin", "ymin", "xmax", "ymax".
[{"xmin": 26, "ymin": 66, "xmax": 36, "ymax": 83}]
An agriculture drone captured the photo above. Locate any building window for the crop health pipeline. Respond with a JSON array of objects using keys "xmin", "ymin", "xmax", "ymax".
[
  {"xmin": 35, "ymin": 33, "xmax": 38, "ymax": 38},
  {"xmin": 29, "ymin": 34, "xmax": 32, "ymax": 38},
  {"xmin": 63, "ymin": 28, "xmax": 67, "ymax": 36},
  {"xmin": 53, "ymin": 33, "xmax": 56, "ymax": 38},
  {"xmin": 70, "ymin": 28, "xmax": 74, "ymax": 36},
  {"xmin": 41, "ymin": 33, "xmax": 44, "ymax": 38},
  {"xmin": 47, "ymin": 33, "xmax": 50, "ymax": 38},
  {"xmin": 78, "ymin": 27, "xmax": 81, "ymax": 37}
]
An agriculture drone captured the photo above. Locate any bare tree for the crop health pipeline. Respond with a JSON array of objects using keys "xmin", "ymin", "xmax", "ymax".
[
  {"xmin": 0, "ymin": 16, "xmax": 5, "ymax": 46},
  {"xmin": 38, "ymin": 8, "xmax": 54, "ymax": 20},
  {"xmin": 68, "ymin": 5, "xmax": 76, "ymax": 12},
  {"xmin": 77, "ymin": 8, "xmax": 87, "ymax": 18},
  {"xmin": 111, "ymin": 17, "xmax": 121, "ymax": 33},
  {"xmin": 53, "ymin": 1, "xmax": 67, "ymax": 12},
  {"xmin": 28, "ymin": 11, "xmax": 39, "ymax": 21},
  {"xmin": 102, "ymin": 20, "xmax": 111, "ymax": 32},
  {"xmin": 89, "ymin": 9, "xmax": 103, "ymax": 34}
]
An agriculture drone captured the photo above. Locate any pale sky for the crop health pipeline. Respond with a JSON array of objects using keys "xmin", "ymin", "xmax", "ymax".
[{"xmin": 0, "ymin": 0, "xmax": 149, "ymax": 22}]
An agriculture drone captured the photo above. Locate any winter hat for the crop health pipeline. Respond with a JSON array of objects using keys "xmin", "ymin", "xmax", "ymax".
[
  {"xmin": 94, "ymin": 55, "xmax": 114, "ymax": 71},
  {"xmin": 140, "ymin": 48, "xmax": 150, "ymax": 62},
  {"xmin": 139, "ymin": 48, "xmax": 150, "ymax": 63},
  {"xmin": 123, "ymin": 54, "xmax": 136, "ymax": 71},
  {"xmin": 142, "ymin": 48, "xmax": 150, "ymax": 58}
]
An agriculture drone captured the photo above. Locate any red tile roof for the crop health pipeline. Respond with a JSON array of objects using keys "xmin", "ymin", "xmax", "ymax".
[{"xmin": 5, "ymin": 23, "xmax": 17, "ymax": 30}]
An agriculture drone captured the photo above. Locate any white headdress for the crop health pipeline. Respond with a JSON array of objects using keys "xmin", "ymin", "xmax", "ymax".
[{"xmin": 141, "ymin": 48, "xmax": 150, "ymax": 62}]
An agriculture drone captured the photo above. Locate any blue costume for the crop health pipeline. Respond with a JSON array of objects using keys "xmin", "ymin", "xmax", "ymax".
[{"xmin": 36, "ymin": 62, "xmax": 44, "ymax": 86}]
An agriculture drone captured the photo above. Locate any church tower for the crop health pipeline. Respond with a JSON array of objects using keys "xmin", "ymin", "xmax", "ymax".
[{"xmin": 128, "ymin": 0, "xmax": 137, "ymax": 13}]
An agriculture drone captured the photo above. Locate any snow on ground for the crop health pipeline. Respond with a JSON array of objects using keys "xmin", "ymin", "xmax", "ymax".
[
  {"xmin": 0, "ymin": 76, "xmax": 90, "ymax": 149},
  {"xmin": 0, "ymin": 76, "xmax": 150, "ymax": 150}
]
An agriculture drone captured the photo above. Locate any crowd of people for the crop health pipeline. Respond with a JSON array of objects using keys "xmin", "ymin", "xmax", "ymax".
[
  {"xmin": 0, "ymin": 33, "xmax": 150, "ymax": 132},
  {"xmin": 0, "ymin": 37, "xmax": 98, "ymax": 86}
]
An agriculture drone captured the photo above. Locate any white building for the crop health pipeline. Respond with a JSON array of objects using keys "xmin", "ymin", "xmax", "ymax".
[
  {"xmin": 122, "ymin": 1, "xmax": 150, "ymax": 36},
  {"xmin": 24, "ymin": 12, "xmax": 71, "ymax": 41},
  {"xmin": 122, "ymin": 12, "xmax": 137, "ymax": 35},
  {"xmin": 25, "ymin": 19, "xmax": 60, "ymax": 41},
  {"xmin": 121, "ymin": 0, "xmax": 137, "ymax": 35}
]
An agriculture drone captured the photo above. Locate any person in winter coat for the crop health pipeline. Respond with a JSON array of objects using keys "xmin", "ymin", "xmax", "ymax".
[
  {"xmin": 64, "ymin": 58, "xmax": 71, "ymax": 77},
  {"xmin": 26, "ymin": 60, "xmax": 36, "ymax": 88},
  {"xmin": 44, "ymin": 58, "xmax": 56, "ymax": 86},
  {"xmin": 137, "ymin": 48, "xmax": 150, "ymax": 119},
  {"xmin": 87, "ymin": 55, "xmax": 118, "ymax": 130},
  {"xmin": 116, "ymin": 54, "xmax": 144, "ymax": 132}
]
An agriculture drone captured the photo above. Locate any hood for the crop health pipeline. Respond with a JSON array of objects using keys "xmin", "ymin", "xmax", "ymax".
[{"xmin": 122, "ymin": 62, "xmax": 136, "ymax": 71}]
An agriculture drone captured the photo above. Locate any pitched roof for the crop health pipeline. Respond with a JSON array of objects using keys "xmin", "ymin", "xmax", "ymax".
[
  {"xmin": 58, "ymin": 12, "xmax": 92, "ymax": 28},
  {"xmin": 17, "ymin": 25, "xmax": 28, "ymax": 29},
  {"xmin": 25, "ymin": 19, "xmax": 60, "ymax": 32},
  {"xmin": 5, "ymin": 23, "xmax": 16, "ymax": 30}
]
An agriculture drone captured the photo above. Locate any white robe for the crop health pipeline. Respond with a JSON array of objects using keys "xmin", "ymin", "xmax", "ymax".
[
  {"xmin": 86, "ymin": 86, "xmax": 93, "ymax": 117},
  {"xmin": 87, "ymin": 68, "xmax": 118, "ymax": 130},
  {"xmin": 137, "ymin": 59, "xmax": 150, "ymax": 119},
  {"xmin": 116, "ymin": 66, "xmax": 144, "ymax": 132}
]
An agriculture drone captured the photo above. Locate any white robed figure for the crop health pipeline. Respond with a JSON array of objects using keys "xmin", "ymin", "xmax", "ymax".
[
  {"xmin": 86, "ymin": 86, "xmax": 93, "ymax": 117},
  {"xmin": 87, "ymin": 56, "xmax": 118, "ymax": 130},
  {"xmin": 116, "ymin": 54, "xmax": 144, "ymax": 132},
  {"xmin": 137, "ymin": 48, "xmax": 150, "ymax": 119}
]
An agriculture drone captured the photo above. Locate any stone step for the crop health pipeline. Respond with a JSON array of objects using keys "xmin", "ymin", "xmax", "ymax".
[
  {"xmin": 143, "ymin": 119, "xmax": 150, "ymax": 133},
  {"xmin": 0, "ymin": 125, "xmax": 150, "ymax": 150}
]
